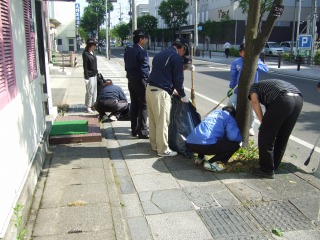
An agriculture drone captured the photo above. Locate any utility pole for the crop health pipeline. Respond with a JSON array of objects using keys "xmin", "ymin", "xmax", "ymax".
[
  {"xmin": 311, "ymin": 0, "xmax": 318, "ymax": 64},
  {"xmin": 296, "ymin": 0, "xmax": 302, "ymax": 54},
  {"xmin": 105, "ymin": 0, "xmax": 109, "ymax": 59},
  {"xmin": 194, "ymin": 0, "xmax": 198, "ymax": 54},
  {"xmin": 290, "ymin": 0, "xmax": 298, "ymax": 60},
  {"xmin": 132, "ymin": 0, "xmax": 137, "ymax": 33}
]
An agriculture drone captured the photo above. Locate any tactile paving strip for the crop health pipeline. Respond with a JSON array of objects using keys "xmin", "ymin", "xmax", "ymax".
[
  {"xmin": 247, "ymin": 201, "xmax": 315, "ymax": 232},
  {"xmin": 198, "ymin": 206, "xmax": 269, "ymax": 239}
]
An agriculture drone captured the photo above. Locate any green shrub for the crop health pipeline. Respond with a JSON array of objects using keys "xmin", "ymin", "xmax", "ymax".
[
  {"xmin": 282, "ymin": 52, "xmax": 291, "ymax": 61},
  {"xmin": 314, "ymin": 50, "xmax": 320, "ymax": 65},
  {"xmin": 229, "ymin": 47, "xmax": 240, "ymax": 57}
]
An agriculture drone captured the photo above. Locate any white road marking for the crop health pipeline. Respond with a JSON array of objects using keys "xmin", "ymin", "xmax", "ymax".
[{"xmin": 184, "ymin": 87, "xmax": 320, "ymax": 153}]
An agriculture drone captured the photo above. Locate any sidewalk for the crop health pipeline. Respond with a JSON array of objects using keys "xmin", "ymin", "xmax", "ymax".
[{"xmin": 26, "ymin": 52, "xmax": 320, "ymax": 240}]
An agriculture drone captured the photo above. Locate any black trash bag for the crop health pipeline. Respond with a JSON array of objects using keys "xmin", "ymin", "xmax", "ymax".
[
  {"xmin": 97, "ymin": 72, "xmax": 105, "ymax": 94},
  {"xmin": 168, "ymin": 95, "xmax": 201, "ymax": 158}
]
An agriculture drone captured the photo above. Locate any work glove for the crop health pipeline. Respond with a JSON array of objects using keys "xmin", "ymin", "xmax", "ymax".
[
  {"xmin": 181, "ymin": 96, "xmax": 190, "ymax": 103},
  {"xmin": 191, "ymin": 65, "xmax": 195, "ymax": 72},
  {"xmin": 227, "ymin": 88, "xmax": 234, "ymax": 97}
]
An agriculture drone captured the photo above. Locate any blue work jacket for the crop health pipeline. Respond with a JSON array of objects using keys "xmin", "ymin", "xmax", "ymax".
[
  {"xmin": 187, "ymin": 110, "xmax": 242, "ymax": 145},
  {"xmin": 148, "ymin": 47, "xmax": 186, "ymax": 97},
  {"xmin": 229, "ymin": 57, "xmax": 269, "ymax": 94}
]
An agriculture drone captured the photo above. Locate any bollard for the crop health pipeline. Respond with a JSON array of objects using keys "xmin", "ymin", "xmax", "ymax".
[
  {"xmin": 296, "ymin": 55, "xmax": 302, "ymax": 71},
  {"xmin": 202, "ymin": 50, "xmax": 204, "ymax": 58},
  {"xmin": 278, "ymin": 54, "xmax": 281, "ymax": 68},
  {"xmin": 209, "ymin": 50, "xmax": 211, "ymax": 58}
]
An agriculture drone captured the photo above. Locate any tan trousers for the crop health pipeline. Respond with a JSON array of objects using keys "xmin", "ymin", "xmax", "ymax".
[{"xmin": 146, "ymin": 85, "xmax": 171, "ymax": 154}]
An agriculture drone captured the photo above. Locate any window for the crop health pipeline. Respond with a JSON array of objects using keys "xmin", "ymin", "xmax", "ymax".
[
  {"xmin": 0, "ymin": 0, "xmax": 17, "ymax": 110},
  {"xmin": 23, "ymin": 0, "xmax": 38, "ymax": 82},
  {"xmin": 69, "ymin": 39, "xmax": 74, "ymax": 44},
  {"xmin": 57, "ymin": 39, "xmax": 62, "ymax": 45}
]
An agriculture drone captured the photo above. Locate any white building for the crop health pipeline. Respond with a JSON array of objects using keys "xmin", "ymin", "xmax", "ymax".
[
  {"xmin": 137, "ymin": 4, "xmax": 150, "ymax": 17},
  {"xmin": 0, "ymin": 0, "xmax": 75, "ymax": 239},
  {"xmin": 49, "ymin": 1, "xmax": 78, "ymax": 53},
  {"xmin": 149, "ymin": 0, "xmax": 320, "ymax": 44}
]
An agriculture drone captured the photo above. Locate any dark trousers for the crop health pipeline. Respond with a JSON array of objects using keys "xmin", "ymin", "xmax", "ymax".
[
  {"xmin": 225, "ymin": 48, "xmax": 230, "ymax": 58},
  {"xmin": 128, "ymin": 77, "xmax": 148, "ymax": 136},
  {"xmin": 95, "ymin": 98, "xmax": 128, "ymax": 119},
  {"xmin": 186, "ymin": 140, "xmax": 240, "ymax": 163},
  {"xmin": 259, "ymin": 94, "xmax": 303, "ymax": 172}
]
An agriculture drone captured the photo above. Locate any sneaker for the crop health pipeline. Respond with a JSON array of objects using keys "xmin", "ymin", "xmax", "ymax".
[
  {"xmin": 204, "ymin": 161, "xmax": 226, "ymax": 172},
  {"xmin": 86, "ymin": 108, "xmax": 94, "ymax": 114},
  {"xmin": 251, "ymin": 167, "xmax": 275, "ymax": 179},
  {"xmin": 158, "ymin": 149, "xmax": 178, "ymax": 157},
  {"xmin": 108, "ymin": 115, "xmax": 117, "ymax": 121},
  {"xmin": 194, "ymin": 158, "xmax": 205, "ymax": 166},
  {"xmin": 249, "ymin": 128, "xmax": 255, "ymax": 136},
  {"xmin": 100, "ymin": 115, "xmax": 110, "ymax": 123}
]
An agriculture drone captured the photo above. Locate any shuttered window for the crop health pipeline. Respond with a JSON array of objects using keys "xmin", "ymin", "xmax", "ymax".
[
  {"xmin": 0, "ymin": 0, "xmax": 17, "ymax": 110},
  {"xmin": 23, "ymin": 0, "xmax": 38, "ymax": 81}
]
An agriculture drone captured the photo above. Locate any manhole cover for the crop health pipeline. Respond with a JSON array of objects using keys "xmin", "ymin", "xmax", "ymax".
[
  {"xmin": 198, "ymin": 206, "xmax": 268, "ymax": 239},
  {"xmin": 247, "ymin": 201, "xmax": 315, "ymax": 232}
]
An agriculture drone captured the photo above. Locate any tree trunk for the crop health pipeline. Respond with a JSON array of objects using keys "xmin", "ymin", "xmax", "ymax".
[{"xmin": 236, "ymin": 0, "xmax": 283, "ymax": 147}]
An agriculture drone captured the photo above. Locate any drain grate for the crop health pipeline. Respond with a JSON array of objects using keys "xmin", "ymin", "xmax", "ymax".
[
  {"xmin": 198, "ymin": 206, "xmax": 267, "ymax": 239},
  {"xmin": 247, "ymin": 201, "xmax": 315, "ymax": 232}
]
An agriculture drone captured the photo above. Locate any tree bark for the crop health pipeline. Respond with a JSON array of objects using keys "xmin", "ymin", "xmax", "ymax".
[{"xmin": 236, "ymin": 0, "xmax": 283, "ymax": 147}]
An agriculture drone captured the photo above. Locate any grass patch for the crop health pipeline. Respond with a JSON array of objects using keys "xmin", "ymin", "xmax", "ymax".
[
  {"xmin": 198, "ymin": 140, "xmax": 259, "ymax": 173},
  {"xmin": 226, "ymin": 140, "xmax": 259, "ymax": 173}
]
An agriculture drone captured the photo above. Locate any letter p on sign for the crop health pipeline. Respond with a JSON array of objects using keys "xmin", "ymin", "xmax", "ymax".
[{"xmin": 298, "ymin": 35, "xmax": 312, "ymax": 49}]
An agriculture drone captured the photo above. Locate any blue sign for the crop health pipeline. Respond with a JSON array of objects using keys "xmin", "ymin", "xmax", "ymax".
[
  {"xmin": 298, "ymin": 35, "xmax": 312, "ymax": 49},
  {"xmin": 198, "ymin": 26, "xmax": 202, "ymax": 31},
  {"xmin": 75, "ymin": 3, "xmax": 80, "ymax": 28}
]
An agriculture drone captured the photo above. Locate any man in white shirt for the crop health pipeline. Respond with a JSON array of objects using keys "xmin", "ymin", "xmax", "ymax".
[{"xmin": 223, "ymin": 41, "xmax": 231, "ymax": 58}]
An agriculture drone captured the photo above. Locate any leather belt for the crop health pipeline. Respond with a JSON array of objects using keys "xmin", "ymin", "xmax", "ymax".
[
  {"xmin": 150, "ymin": 89, "xmax": 158, "ymax": 91},
  {"xmin": 285, "ymin": 92, "xmax": 300, "ymax": 97}
]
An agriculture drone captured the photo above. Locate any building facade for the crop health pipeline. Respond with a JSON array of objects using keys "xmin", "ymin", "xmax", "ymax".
[
  {"xmin": 149, "ymin": 0, "xmax": 320, "ymax": 45},
  {"xmin": 0, "ymin": 0, "xmax": 75, "ymax": 239},
  {"xmin": 49, "ymin": 1, "xmax": 78, "ymax": 53}
]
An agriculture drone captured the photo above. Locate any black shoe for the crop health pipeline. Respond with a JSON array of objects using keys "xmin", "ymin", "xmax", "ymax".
[
  {"xmin": 251, "ymin": 168, "xmax": 275, "ymax": 179},
  {"xmin": 138, "ymin": 134, "xmax": 149, "ymax": 139}
]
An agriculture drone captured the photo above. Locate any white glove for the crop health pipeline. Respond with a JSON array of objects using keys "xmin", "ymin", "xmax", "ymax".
[
  {"xmin": 181, "ymin": 96, "xmax": 190, "ymax": 103},
  {"xmin": 191, "ymin": 64, "xmax": 195, "ymax": 72}
]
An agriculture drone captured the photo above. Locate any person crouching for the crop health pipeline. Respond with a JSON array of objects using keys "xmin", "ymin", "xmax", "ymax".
[
  {"xmin": 186, "ymin": 106, "xmax": 242, "ymax": 172},
  {"xmin": 94, "ymin": 79, "xmax": 129, "ymax": 122}
]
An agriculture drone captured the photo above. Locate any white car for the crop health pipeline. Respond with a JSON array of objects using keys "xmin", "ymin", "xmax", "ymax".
[
  {"xmin": 264, "ymin": 42, "xmax": 284, "ymax": 56},
  {"xmin": 280, "ymin": 41, "xmax": 297, "ymax": 54}
]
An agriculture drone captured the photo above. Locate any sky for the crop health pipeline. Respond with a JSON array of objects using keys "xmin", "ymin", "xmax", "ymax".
[{"xmin": 76, "ymin": 0, "xmax": 148, "ymax": 28}]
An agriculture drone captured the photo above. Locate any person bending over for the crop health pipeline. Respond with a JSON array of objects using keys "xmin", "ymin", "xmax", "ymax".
[{"xmin": 186, "ymin": 106, "xmax": 242, "ymax": 172}]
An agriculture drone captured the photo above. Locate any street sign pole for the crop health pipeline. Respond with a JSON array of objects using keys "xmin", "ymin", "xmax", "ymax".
[{"xmin": 190, "ymin": 34, "xmax": 196, "ymax": 107}]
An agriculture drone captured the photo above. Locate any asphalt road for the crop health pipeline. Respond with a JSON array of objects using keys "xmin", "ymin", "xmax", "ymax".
[{"xmin": 110, "ymin": 47, "xmax": 320, "ymax": 173}]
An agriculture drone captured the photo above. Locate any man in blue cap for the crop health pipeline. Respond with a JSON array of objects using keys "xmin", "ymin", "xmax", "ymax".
[{"xmin": 124, "ymin": 29, "xmax": 150, "ymax": 139}]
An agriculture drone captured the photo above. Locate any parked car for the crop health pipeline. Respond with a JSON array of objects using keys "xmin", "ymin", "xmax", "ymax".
[
  {"xmin": 280, "ymin": 41, "xmax": 297, "ymax": 54},
  {"xmin": 264, "ymin": 42, "xmax": 284, "ymax": 56},
  {"xmin": 124, "ymin": 41, "xmax": 133, "ymax": 51}
]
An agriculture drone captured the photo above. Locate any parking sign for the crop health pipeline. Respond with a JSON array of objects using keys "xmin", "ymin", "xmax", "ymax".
[{"xmin": 298, "ymin": 35, "xmax": 312, "ymax": 49}]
